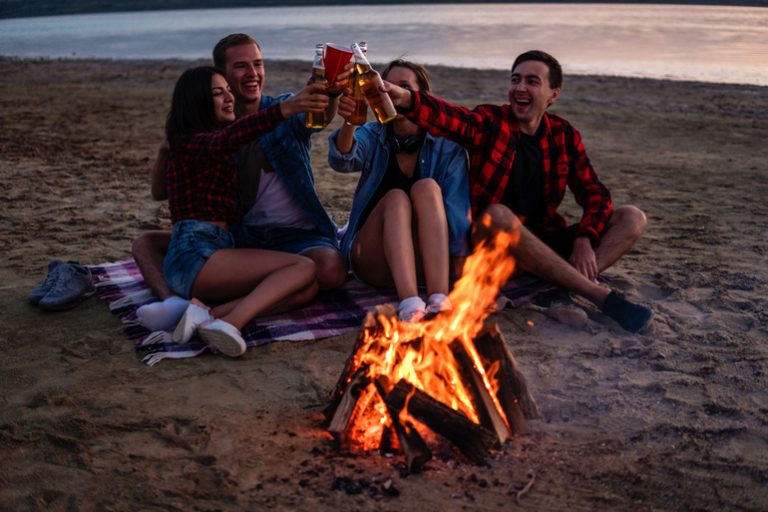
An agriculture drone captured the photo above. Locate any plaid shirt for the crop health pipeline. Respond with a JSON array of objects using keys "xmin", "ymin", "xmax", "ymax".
[
  {"xmin": 408, "ymin": 91, "xmax": 612, "ymax": 242},
  {"xmin": 167, "ymin": 104, "xmax": 284, "ymax": 225}
]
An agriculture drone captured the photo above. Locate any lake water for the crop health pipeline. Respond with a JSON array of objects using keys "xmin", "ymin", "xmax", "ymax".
[{"xmin": 1, "ymin": 3, "xmax": 767, "ymax": 85}]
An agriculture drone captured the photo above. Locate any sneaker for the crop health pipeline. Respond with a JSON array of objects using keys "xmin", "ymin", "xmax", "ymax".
[
  {"xmin": 38, "ymin": 262, "xmax": 95, "ymax": 311},
  {"xmin": 601, "ymin": 291, "xmax": 653, "ymax": 333},
  {"xmin": 199, "ymin": 319, "xmax": 246, "ymax": 357},
  {"xmin": 397, "ymin": 296, "xmax": 427, "ymax": 323},
  {"xmin": 172, "ymin": 303, "xmax": 213, "ymax": 344},
  {"xmin": 28, "ymin": 260, "xmax": 67, "ymax": 304},
  {"xmin": 425, "ymin": 293, "xmax": 452, "ymax": 317}
]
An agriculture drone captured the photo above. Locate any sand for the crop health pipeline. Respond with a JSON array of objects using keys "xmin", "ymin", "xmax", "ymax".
[{"xmin": 1, "ymin": 57, "xmax": 767, "ymax": 511}]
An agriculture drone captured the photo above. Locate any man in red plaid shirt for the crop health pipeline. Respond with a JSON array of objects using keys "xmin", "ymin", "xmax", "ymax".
[{"xmin": 384, "ymin": 50, "xmax": 652, "ymax": 333}]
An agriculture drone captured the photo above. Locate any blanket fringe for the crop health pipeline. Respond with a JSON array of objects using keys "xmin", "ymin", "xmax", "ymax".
[{"xmin": 109, "ymin": 289, "xmax": 156, "ymax": 311}]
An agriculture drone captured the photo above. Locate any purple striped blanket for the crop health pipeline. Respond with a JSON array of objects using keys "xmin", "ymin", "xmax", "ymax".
[{"xmin": 90, "ymin": 260, "xmax": 550, "ymax": 365}]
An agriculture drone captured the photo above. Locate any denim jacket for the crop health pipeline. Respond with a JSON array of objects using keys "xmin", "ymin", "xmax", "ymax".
[
  {"xmin": 328, "ymin": 122, "xmax": 471, "ymax": 260},
  {"xmin": 238, "ymin": 93, "xmax": 338, "ymax": 240}
]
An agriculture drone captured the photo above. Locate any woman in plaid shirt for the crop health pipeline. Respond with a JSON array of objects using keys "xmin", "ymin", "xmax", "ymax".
[{"xmin": 161, "ymin": 66, "xmax": 330, "ymax": 357}]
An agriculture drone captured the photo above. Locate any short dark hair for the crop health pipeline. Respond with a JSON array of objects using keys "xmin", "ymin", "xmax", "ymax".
[
  {"xmin": 165, "ymin": 66, "xmax": 222, "ymax": 149},
  {"xmin": 382, "ymin": 59, "xmax": 432, "ymax": 93},
  {"xmin": 512, "ymin": 50, "xmax": 563, "ymax": 89},
  {"xmin": 212, "ymin": 33, "xmax": 260, "ymax": 70}
]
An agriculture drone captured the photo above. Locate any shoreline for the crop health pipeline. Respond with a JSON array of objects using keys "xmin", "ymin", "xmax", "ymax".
[
  {"xmin": 4, "ymin": 55, "xmax": 768, "ymax": 91},
  {"xmin": 1, "ymin": 57, "xmax": 767, "ymax": 510}
]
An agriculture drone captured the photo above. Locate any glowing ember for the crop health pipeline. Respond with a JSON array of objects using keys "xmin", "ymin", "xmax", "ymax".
[{"xmin": 338, "ymin": 228, "xmax": 520, "ymax": 452}]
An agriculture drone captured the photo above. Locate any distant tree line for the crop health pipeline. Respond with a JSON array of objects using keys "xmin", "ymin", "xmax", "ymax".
[{"xmin": 1, "ymin": 0, "xmax": 765, "ymax": 20}]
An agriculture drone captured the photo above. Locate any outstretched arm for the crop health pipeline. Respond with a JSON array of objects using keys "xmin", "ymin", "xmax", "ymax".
[{"xmin": 383, "ymin": 82, "xmax": 490, "ymax": 148}]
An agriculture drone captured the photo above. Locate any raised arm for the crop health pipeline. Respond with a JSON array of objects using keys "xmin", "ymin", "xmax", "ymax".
[{"xmin": 384, "ymin": 83, "xmax": 492, "ymax": 148}]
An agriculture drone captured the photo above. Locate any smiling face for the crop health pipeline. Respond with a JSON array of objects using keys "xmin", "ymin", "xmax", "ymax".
[
  {"xmin": 224, "ymin": 43, "xmax": 265, "ymax": 115},
  {"xmin": 508, "ymin": 60, "xmax": 560, "ymax": 135},
  {"xmin": 211, "ymin": 73, "xmax": 235, "ymax": 125}
]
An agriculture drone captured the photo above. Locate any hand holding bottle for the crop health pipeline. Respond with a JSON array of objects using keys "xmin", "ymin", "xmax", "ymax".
[
  {"xmin": 380, "ymin": 80, "xmax": 414, "ymax": 111},
  {"xmin": 280, "ymin": 82, "xmax": 330, "ymax": 118}
]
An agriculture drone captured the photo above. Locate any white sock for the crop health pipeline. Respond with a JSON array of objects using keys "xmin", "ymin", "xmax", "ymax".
[
  {"xmin": 137, "ymin": 296, "xmax": 190, "ymax": 331},
  {"xmin": 397, "ymin": 296, "xmax": 426, "ymax": 323},
  {"xmin": 426, "ymin": 293, "xmax": 452, "ymax": 315}
]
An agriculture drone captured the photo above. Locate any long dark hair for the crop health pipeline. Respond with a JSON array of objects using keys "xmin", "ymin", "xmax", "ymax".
[{"xmin": 165, "ymin": 66, "xmax": 223, "ymax": 149}]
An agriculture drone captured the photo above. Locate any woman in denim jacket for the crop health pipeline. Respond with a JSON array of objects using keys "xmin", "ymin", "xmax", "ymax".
[{"xmin": 329, "ymin": 60, "xmax": 471, "ymax": 322}]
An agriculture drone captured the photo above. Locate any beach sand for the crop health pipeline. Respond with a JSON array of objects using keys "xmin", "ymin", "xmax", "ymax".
[{"xmin": 1, "ymin": 57, "xmax": 767, "ymax": 511}]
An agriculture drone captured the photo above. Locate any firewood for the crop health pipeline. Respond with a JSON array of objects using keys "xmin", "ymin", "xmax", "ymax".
[
  {"xmin": 374, "ymin": 376, "xmax": 432, "ymax": 473},
  {"xmin": 449, "ymin": 339, "xmax": 512, "ymax": 445},
  {"xmin": 473, "ymin": 321, "xmax": 540, "ymax": 433},
  {"xmin": 383, "ymin": 379, "xmax": 497, "ymax": 465},
  {"xmin": 324, "ymin": 304, "xmax": 397, "ymax": 422},
  {"xmin": 328, "ymin": 365, "xmax": 370, "ymax": 439}
]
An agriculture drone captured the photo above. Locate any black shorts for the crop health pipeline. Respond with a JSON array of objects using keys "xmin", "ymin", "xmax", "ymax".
[{"xmin": 534, "ymin": 225, "xmax": 579, "ymax": 260}]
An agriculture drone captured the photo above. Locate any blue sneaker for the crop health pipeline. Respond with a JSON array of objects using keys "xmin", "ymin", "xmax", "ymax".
[
  {"xmin": 28, "ymin": 260, "xmax": 67, "ymax": 304},
  {"xmin": 38, "ymin": 262, "xmax": 96, "ymax": 311}
]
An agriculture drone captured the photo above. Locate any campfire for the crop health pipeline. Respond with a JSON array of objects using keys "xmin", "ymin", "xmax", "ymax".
[{"xmin": 324, "ymin": 226, "xmax": 539, "ymax": 472}]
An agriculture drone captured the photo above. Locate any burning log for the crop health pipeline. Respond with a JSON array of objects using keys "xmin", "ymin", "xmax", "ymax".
[
  {"xmin": 382, "ymin": 379, "xmax": 498, "ymax": 465},
  {"xmin": 324, "ymin": 304, "xmax": 396, "ymax": 422},
  {"xmin": 374, "ymin": 377, "xmax": 432, "ymax": 473},
  {"xmin": 328, "ymin": 364, "xmax": 370, "ymax": 440},
  {"xmin": 450, "ymin": 339, "xmax": 512, "ymax": 445},
  {"xmin": 473, "ymin": 321, "xmax": 540, "ymax": 433}
]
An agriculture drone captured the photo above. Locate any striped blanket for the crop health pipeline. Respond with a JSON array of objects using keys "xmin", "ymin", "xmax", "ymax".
[{"xmin": 90, "ymin": 260, "xmax": 550, "ymax": 365}]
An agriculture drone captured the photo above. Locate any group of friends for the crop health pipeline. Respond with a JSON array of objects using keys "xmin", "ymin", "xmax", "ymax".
[{"xmin": 132, "ymin": 33, "xmax": 653, "ymax": 358}]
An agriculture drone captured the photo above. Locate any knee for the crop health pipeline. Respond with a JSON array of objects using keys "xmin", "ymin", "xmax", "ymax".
[
  {"xmin": 479, "ymin": 203, "xmax": 521, "ymax": 232},
  {"xmin": 131, "ymin": 231, "xmax": 169, "ymax": 259},
  {"xmin": 381, "ymin": 188, "xmax": 412, "ymax": 213},
  {"xmin": 410, "ymin": 178, "xmax": 441, "ymax": 202},
  {"xmin": 471, "ymin": 204, "xmax": 522, "ymax": 248},
  {"xmin": 309, "ymin": 249, "xmax": 347, "ymax": 291},
  {"xmin": 614, "ymin": 205, "xmax": 647, "ymax": 238},
  {"xmin": 295, "ymin": 254, "xmax": 318, "ymax": 281}
]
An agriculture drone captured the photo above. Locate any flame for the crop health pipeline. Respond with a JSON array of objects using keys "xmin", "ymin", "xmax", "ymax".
[{"xmin": 343, "ymin": 227, "xmax": 519, "ymax": 450}]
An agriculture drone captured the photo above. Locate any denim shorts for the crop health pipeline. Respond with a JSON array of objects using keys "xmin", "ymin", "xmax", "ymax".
[
  {"xmin": 230, "ymin": 224, "xmax": 339, "ymax": 255},
  {"xmin": 163, "ymin": 220, "xmax": 235, "ymax": 299}
]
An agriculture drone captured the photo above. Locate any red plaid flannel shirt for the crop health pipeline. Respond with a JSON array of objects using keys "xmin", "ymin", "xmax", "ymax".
[
  {"xmin": 408, "ymin": 91, "xmax": 613, "ymax": 242},
  {"xmin": 167, "ymin": 104, "xmax": 284, "ymax": 225}
]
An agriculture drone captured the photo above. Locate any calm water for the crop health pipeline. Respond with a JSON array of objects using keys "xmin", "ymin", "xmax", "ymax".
[{"xmin": 1, "ymin": 3, "xmax": 767, "ymax": 85}]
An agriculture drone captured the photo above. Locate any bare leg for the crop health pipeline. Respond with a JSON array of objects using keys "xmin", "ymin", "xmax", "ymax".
[
  {"xmin": 350, "ymin": 189, "xmax": 418, "ymax": 300},
  {"xmin": 475, "ymin": 204, "xmax": 610, "ymax": 308},
  {"xmin": 191, "ymin": 249, "xmax": 317, "ymax": 330},
  {"xmin": 302, "ymin": 246, "xmax": 347, "ymax": 291},
  {"xmin": 131, "ymin": 231, "xmax": 172, "ymax": 299},
  {"xmin": 209, "ymin": 280, "xmax": 317, "ymax": 320},
  {"xmin": 410, "ymin": 178, "xmax": 449, "ymax": 296},
  {"xmin": 595, "ymin": 205, "xmax": 647, "ymax": 272}
]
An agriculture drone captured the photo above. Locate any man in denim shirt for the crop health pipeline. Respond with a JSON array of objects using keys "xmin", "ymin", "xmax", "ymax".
[{"xmin": 132, "ymin": 33, "xmax": 346, "ymax": 331}]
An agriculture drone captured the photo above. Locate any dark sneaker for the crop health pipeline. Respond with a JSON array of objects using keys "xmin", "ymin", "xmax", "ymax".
[
  {"xmin": 28, "ymin": 259, "xmax": 67, "ymax": 304},
  {"xmin": 38, "ymin": 262, "xmax": 95, "ymax": 311},
  {"xmin": 601, "ymin": 291, "xmax": 653, "ymax": 333}
]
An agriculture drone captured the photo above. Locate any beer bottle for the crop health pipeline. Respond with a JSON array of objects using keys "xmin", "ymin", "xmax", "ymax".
[
  {"xmin": 351, "ymin": 42, "xmax": 397, "ymax": 124},
  {"xmin": 346, "ymin": 41, "xmax": 368, "ymax": 125},
  {"xmin": 306, "ymin": 43, "xmax": 328, "ymax": 129}
]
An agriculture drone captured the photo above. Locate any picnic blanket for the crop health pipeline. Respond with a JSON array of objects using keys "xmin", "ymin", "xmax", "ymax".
[{"xmin": 90, "ymin": 260, "xmax": 551, "ymax": 365}]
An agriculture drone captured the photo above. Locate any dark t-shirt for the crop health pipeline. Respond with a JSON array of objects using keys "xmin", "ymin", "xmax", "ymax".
[
  {"xmin": 500, "ymin": 123, "xmax": 546, "ymax": 231},
  {"xmin": 358, "ymin": 150, "xmax": 420, "ymax": 229}
]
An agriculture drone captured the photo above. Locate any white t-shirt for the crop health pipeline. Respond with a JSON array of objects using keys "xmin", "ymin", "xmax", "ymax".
[{"xmin": 241, "ymin": 168, "xmax": 314, "ymax": 229}]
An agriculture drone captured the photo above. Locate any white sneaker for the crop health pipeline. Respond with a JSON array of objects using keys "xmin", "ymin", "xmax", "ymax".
[
  {"xmin": 426, "ymin": 293, "xmax": 452, "ymax": 316},
  {"xmin": 199, "ymin": 319, "xmax": 246, "ymax": 357},
  {"xmin": 397, "ymin": 296, "xmax": 427, "ymax": 323},
  {"xmin": 172, "ymin": 303, "xmax": 213, "ymax": 344}
]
